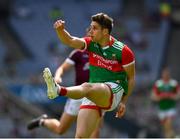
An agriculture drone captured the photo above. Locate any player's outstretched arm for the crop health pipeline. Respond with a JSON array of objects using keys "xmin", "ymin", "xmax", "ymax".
[
  {"xmin": 54, "ymin": 20, "xmax": 85, "ymax": 49},
  {"xmin": 54, "ymin": 61, "xmax": 73, "ymax": 83}
]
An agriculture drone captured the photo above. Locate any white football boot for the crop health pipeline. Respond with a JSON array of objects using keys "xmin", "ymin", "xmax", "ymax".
[{"xmin": 43, "ymin": 67, "xmax": 59, "ymax": 99}]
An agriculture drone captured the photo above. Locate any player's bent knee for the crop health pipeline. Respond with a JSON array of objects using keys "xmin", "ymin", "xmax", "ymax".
[{"xmin": 80, "ymin": 82, "xmax": 94, "ymax": 94}]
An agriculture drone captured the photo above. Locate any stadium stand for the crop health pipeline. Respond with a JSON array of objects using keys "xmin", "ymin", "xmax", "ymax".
[{"xmin": 0, "ymin": 39, "xmax": 6, "ymax": 72}]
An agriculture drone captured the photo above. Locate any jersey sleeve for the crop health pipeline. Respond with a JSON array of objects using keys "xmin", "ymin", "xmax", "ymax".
[
  {"xmin": 83, "ymin": 37, "xmax": 92, "ymax": 50},
  {"xmin": 152, "ymin": 83, "xmax": 159, "ymax": 95},
  {"xmin": 175, "ymin": 83, "xmax": 180, "ymax": 94},
  {"xmin": 122, "ymin": 45, "xmax": 135, "ymax": 67},
  {"xmin": 65, "ymin": 50, "xmax": 79, "ymax": 65}
]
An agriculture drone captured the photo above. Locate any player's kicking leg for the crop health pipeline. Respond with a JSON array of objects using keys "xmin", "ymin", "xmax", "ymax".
[{"xmin": 43, "ymin": 67, "xmax": 113, "ymax": 108}]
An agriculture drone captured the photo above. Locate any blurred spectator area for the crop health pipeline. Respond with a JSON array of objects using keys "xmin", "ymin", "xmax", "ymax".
[
  {"xmin": 0, "ymin": 0, "xmax": 11, "ymax": 19},
  {"xmin": 0, "ymin": 84, "xmax": 60, "ymax": 137},
  {"xmin": 0, "ymin": 39, "xmax": 6, "ymax": 70},
  {"xmin": 0, "ymin": 39, "xmax": 7, "ymax": 80},
  {"xmin": 113, "ymin": 18, "xmax": 170, "ymax": 87}
]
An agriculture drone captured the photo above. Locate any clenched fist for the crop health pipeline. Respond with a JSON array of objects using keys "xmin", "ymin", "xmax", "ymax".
[{"xmin": 54, "ymin": 20, "xmax": 65, "ymax": 30}]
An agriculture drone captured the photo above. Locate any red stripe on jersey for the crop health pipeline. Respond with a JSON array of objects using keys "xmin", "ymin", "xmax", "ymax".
[
  {"xmin": 89, "ymin": 52, "xmax": 124, "ymax": 72},
  {"xmin": 158, "ymin": 93, "xmax": 176, "ymax": 98},
  {"xmin": 122, "ymin": 45, "xmax": 135, "ymax": 66},
  {"xmin": 153, "ymin": 85, "xmax": 177, "ymax": 98}
]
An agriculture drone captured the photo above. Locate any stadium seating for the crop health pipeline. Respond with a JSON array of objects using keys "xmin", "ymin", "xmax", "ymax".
[{"xmin": 0, "ymin": 39, "xmax": 6, "ymax": 69}]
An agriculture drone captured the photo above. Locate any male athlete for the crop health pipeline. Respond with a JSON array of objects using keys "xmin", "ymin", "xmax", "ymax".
[
  {"xmin": 43, "ymin": 12, "xmax": 135, "ymax": 138},
  {"xmin": 151, "ymin": 68, "xmax": 180, "ymax": 137}
]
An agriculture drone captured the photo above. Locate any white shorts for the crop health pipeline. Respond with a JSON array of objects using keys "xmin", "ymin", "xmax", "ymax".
[
  {"xmin": 80, "ymin": 82, "xmax": 124, "ymax": 113},
  {"xmin": 158, "ymin": 108, "xmax": 176, "ymax": 120},
  {"xmin": 64, "ymin": 98, "xmax": 83, "ymax": 116}
]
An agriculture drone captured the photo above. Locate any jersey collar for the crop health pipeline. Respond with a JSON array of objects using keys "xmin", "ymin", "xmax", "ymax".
[{"xmin": 102, "ymin": 36, "xmax": 115, "ymax": 50}]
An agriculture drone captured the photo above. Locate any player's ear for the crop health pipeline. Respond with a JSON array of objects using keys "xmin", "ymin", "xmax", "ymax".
[{"xmin": 103, "ymin": 28, "xmax": 109, "ymax": 35}]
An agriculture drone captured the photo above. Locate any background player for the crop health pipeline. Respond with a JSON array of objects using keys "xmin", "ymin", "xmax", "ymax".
[{"xmin": 151, "ymin": 67, "xmax": 180, "ymax": 137}]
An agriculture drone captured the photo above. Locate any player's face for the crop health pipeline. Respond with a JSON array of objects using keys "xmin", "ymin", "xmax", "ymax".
[
  {"xmin": 89, "ymin": 21, "xmax": 105, "ymax": 42},
  {"xmin": 162, "ymin": 69, "xmax": 170, "ymax": 81}
]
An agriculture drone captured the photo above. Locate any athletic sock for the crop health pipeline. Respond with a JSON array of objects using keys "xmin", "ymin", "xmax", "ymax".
[
  {"xmin": 58, "ymin": 87, "xmax": 67, "ymax": 96},
  {"xmin": 39, "ymin": 119, "xmax": 45, "ymax": 126}
]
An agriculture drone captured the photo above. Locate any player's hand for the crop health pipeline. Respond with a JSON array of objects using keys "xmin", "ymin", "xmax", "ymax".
[
  {"xmin": 54, "ymin": 76, "xmax": 62, "ymax": 84},
  {"xmin": 159, "ymin": 93, "xmax": 176, "ymax": 100},
  {"xmin": 166, "ymin": 95, "xmax": 177, "ymax": 100},
  {"xmin": 115, "ymin": 102, "xmax": 126, "ymax": 118},
  {"xmin": 54, "ymin": 20, "xmax": 65, "ymax": 30}
]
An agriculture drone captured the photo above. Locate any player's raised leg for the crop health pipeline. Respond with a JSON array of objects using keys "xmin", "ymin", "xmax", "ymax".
[{"xmin": 43, "ymin": 67, "xmax": 112, "ymax": 108}]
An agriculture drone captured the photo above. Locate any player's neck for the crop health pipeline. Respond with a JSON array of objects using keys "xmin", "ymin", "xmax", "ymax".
[
  {"xmin": 99, "ymin": 35, "xmax": 111, "ymax": 47},
  {"xmin": 163, "ymin": 78, "xmax": 170, "ymax": 83}
]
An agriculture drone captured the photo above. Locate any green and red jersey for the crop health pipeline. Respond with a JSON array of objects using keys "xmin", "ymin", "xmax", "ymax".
[
  {"xmin": 153, "ymin": 79, "xmax": 180, "ymax": 110},
  {"xmin": 83, "ymin": 36, "xmax": 135, "ymax": 94}
]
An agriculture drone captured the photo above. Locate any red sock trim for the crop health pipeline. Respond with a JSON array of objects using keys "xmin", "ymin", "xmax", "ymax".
[{"xmin": 59, "ymin": 87, "xmax": 67, "ymax": 96}]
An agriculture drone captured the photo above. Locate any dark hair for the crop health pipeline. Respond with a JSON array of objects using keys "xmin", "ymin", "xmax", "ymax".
[{"xmin": 91, "ymin": 13, "xmax": 113, "ymax": 34}]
